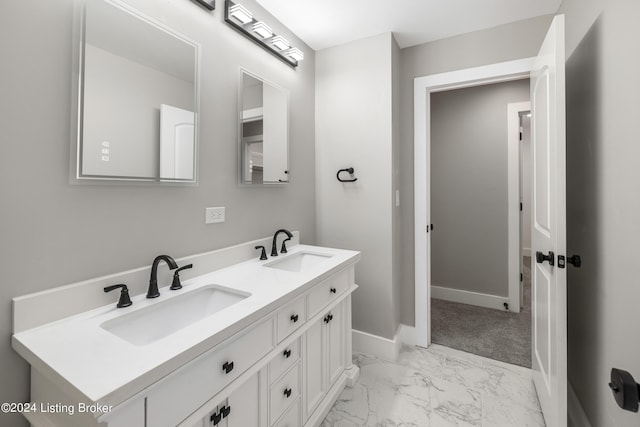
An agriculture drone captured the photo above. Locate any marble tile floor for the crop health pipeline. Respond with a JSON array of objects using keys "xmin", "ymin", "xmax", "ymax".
[{"xmin": 322, "ymin": 344, "xmax": 545, "ymax": 427}]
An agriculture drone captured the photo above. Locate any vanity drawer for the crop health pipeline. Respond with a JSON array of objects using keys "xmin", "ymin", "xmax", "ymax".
[
  {"xmin": 269, "ymin": 363, "xmax": 300, "ymax": 425},
  {"xmin": 273, "ymin": 398, "xmax": 300, "ymax": 427},
  {"xmin": 276, "ymin": 295, "xmax": 306, "ymax": 342},
  {"xmin": 269, "ymin": 338, "xmax": 300, "ymax": 382},
  {"xmin": 308, "ymin": 269, "xmax": 350, "ymax": 318},
  {"xmin": 147, "ymin": 318, "xmax": 274, "ymax": 427}
]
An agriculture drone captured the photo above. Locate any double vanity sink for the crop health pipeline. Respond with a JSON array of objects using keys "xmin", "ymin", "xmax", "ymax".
[{"xmin": 12, "ymin": 238, "xmax": 360, "ymax": 427}]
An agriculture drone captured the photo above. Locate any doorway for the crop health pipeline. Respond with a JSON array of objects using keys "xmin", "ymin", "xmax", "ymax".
[
  {"xmin": 427, "ymin": 81, "xmax": 533, "ymax": 366},
  {"xmin": 408, "ymin": 57, "xmax": 536, "ymax": 348}
]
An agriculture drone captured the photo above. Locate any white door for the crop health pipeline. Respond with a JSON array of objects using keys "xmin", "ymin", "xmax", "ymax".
[
  {"xmin": 530, "ymin": 15, "xmax": 567, "ymax": 427},
  {"xmin": 160, "ymin": 104, "xmax": 195, "ymax": 180}
]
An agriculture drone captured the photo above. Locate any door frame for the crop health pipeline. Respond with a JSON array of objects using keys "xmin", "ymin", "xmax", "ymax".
[
  {"xmin": 409, "ymin": 58, "xmax": 535, "ymax": 348},
  {"xmin": 508, "ymin": 102, "xmax": 531, "ymax": 313}
]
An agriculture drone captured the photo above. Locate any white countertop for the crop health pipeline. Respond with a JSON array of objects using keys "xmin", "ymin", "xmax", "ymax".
[{"xmin": 12, "ymin": 244, "xmax": 360, "ymax": 408}]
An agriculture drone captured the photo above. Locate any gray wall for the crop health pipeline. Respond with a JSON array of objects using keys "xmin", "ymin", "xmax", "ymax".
[
  {"xmin": 399, "ymin": 15, "xmax": 554, "ymax": 325},
  {"xmin": 430, "ymin": 79, "xmax": 530, "ymax": 297},
  {"xmin": 315, "ymin": 33, "xmax": 400, "ymax": 340},
  {"xmin": 559, "ymin": 0, "xmax": 640, "ymax": 425},
  {"xmin": 0, "ymin": 1, "xmax": 315, "ymax": 425}
]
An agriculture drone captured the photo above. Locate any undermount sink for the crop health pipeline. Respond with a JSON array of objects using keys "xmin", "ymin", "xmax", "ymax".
[
  {"xmin": 264, "ymin": 252, "xmax": 333, "ymax": 273},
  {"xmin": 101, "ymin": 285, "xmax": 250, "ymax": 345}
]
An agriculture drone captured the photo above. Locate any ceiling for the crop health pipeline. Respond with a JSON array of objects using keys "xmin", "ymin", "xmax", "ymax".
[{"xmin": 255, "ymin": 0, "xmax": 563, "ymax": 50}]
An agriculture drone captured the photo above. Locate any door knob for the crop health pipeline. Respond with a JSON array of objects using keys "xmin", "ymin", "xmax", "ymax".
[
  {"xmin": 567, "ymin": 255, "xmax": 582, "ymax": 268},
  {"xmin": 536, "ymin": 251, "xmax": 555, "ymax": 266}
]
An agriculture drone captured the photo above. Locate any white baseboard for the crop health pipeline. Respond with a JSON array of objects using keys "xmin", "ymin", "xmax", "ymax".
[
  {"xmin": 523, "ymin": 247, "xmax": 531, "ymax": 257},
  {"xmin": 397, "ymin": 324, "xmax": 417, "ymax": 347},
  {"xmin": 352, "ymin": 327, "xmax": 402, "ymax": 361},
  {"xmin": 431, "ymin": 285, "xmax": 509, "ymax": 311},
  {"xmin": 568, "ymin": 382, "xmax": 592, "ymax": 427}
]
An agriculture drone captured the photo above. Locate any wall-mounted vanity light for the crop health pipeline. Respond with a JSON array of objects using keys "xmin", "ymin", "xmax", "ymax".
[
  {"xmin": 191, "ymin": 0, "xmax": 215, "ymax": 11},
  {"xmin": 224, "ymin": 0, "xmax": 304, "ymax": 67}
]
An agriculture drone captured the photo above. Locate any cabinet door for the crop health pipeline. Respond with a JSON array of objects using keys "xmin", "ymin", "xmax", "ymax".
[
  {"xmin": 304, "ymin": 318, "xmax": 324, "ymax": 420},
  {"xmin": 326, "ymin": 302, "xmax": 345, "ymax": 387},
  {"xmin": 225, "ymin": 372, "xmax": 261, "ymax": 427}
]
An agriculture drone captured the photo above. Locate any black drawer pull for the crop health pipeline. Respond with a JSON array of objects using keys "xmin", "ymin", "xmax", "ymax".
[
  {"xmin": 324, "ymin": 313, "xmax": 334, "ymax": 323},
  {"xmin": 330, "ymin": 287, "xmax": 337, "ymax": 294},
  {"xmin": 210, "ymin": 411, "xmax": 222, "ymax": 425},
  {"xmin": 220, "ymin": 405, "xmax": 231, "ymax": 418},
  {"xmin": 283, "ymin": 388, "xmax": 292, "ymax": 398},
  {"xmin": 283, "ymin": 349, "xmax": 292, "ymax": 358},
  {"xmin": 290, "ymin": 314, "xmax": 299, "ymax": 323},
  {"xmin": 222, "ymin": 361, "xmax": 234, "ymax": 374}
]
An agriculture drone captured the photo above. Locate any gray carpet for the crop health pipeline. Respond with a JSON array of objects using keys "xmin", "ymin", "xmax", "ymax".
[{"xmin": 431, "ymin": 257, "xmax": 532, "ymax": 367}]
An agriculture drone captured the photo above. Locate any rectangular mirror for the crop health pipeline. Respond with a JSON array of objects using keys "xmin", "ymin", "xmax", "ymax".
[
  {"xmin": 239, "ymin": 70, "xmax": 289, "ymax": 184},
  {"xmin": 75, "ymin": 0, "xmax": 199, "ymax": 182}
]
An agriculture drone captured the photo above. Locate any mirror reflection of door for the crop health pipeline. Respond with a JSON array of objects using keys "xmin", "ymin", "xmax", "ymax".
[
  {"xmin": 240, "ymin": 71, "xmax": 288, "ymax": 184},
  {"xmin": 78, "ymin": 0, "xmax": 198, "ymax": 182}
]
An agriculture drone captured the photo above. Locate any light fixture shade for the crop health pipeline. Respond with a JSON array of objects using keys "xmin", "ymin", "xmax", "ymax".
[
  {"xmin": 271, "ymin": 35, "xmax": 290, "ymax": 51},
  {"xmin": 229, "ymin": 3, "xmax": 252, "ymax": 24},
  {"xmin": 286, "ymin": 47, "xmax": 304, "ymax": 61},
  {"xmin": 252, "ymin": 21, "xmax": 273, "ymax": 39}
]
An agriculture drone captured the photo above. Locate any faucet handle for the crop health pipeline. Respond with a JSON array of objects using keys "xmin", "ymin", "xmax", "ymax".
[
  {"xmin": 104, "ymin": 284, "xmax": 132, "ymax": 308},
  {"xmin": 170, "ymin": 264, "xmax": 193, "ymax": 290},
  {"xmin": 280, "ymin": 238, "xmax": 291, "ymax": 254},
  {"xmin": 255, "ymin": 246, "xmax": 268, "ymax": 260}
]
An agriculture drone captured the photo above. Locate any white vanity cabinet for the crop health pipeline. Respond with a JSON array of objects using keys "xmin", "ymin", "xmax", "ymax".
[
  {"xmin": 16, "ymin": 247, "xmax": 359, "ymax": 427},
  {"xmin": 303, "ymin": 301, "xmax": 345, "ymax": 422}
]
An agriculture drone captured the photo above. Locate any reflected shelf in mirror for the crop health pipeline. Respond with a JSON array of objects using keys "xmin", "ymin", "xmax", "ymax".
[{"xmin": 238, "ymin": 69, "xmax": 289, "ymax": 185}]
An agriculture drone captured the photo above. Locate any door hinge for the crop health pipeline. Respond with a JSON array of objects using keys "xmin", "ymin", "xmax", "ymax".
[
  {"xmin": 520, "ymin": 202, "xmax": 523, "ymax": 211},
  {"xmin": 519, "ymin": 131, "xmax": 523, "ymax": 141},
  {"xmin": 426, "ymin": 224, "xmax": 433, "ymax": 233},
  {"xmin": 520, "ymin": 273, "xmax": 523, "ymax": 282}
]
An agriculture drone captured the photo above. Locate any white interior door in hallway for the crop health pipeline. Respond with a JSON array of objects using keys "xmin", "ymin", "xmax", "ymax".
[{"xmin": 530, "ymin": 14, "xmax": 567, "ymax": 427}]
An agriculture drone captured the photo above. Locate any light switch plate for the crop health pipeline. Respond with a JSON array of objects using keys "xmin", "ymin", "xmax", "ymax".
[{"xmin": 205, "ymin": 207, "xmax": 225, "ymax": 224}]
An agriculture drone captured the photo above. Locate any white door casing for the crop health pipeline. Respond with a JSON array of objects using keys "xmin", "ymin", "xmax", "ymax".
[
  {"xmin": 508, "ymin": 102, "xmax": 532, "ymax": 313},
  {"xmin": 409, "ymin": 58, "xmax": 535, "ymax": 347},
  {"xmin": 530, "ymin": 15, "xmax": 567, "ymax": 427}
]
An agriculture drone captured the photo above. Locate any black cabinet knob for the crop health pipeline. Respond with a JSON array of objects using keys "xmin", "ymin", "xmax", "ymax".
[
  {"xmin": 283, "ymin": 388, "xmax": 292, "ymax": 398},
  {"xmin": 536, "ymin": 251, "xmax": 555, "ymax": 266},
  {"xmin": 290, "ymin": 314, "xmax": 299, "ymax": 323},
  {"xmin": 222, "ymin": 361, "xmax": 234, "ymax": 374},
  {"xmin": 324, "ymin": 313, "xmax": 334, "ymax": 323},
  {"xmin": 330, "ymin": 287, "xmax": 337, "ymax": 294},
  {"xmin": 283, "ymin": 349, "xmax": 292, "ymax": 358}
]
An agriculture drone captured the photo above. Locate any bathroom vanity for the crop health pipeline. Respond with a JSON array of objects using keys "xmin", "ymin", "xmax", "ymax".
[{"xmin": 12, "ymin": 236, "xmax": 360, "ymax": 427}]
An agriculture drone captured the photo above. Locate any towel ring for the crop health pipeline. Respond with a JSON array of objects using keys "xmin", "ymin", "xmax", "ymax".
[{"xmin": 337, "ymin": 167, "xmax": 357, "ymax": 183}]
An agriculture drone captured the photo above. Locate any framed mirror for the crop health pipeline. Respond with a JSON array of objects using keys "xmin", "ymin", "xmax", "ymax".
[
  {"xmin": 239, "ymin": 70, "xmax": 289, "ymax": 184},
  {"xmin": 74, "ymin": 0, "xmax": 200, "ymax": 182}
]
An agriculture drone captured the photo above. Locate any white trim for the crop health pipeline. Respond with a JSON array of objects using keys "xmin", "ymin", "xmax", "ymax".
[
  {"xmin": 352, "ymin": 327, "xmax": 402, "ymax": 361},
  {"xmin": 568, "ymin": 382, "xmax": 592, "ymax": 427},
  {"xmin": 397, "ymin": 324, "xmax": 417, "ymax": 347},
  {"xmin": 508, "ymin": 102, "xmax": 531, "ymax": 314},
  {"xmin": 431, "ymin": 286, "xmax": 509, "ymax": 311},
  {"xmin": 413, "ymin": 57, "xmax": 535, "ymax": 348},
  {"xmin": 522, "ymin": 247, "xmax": 531, "ymax": 257}
]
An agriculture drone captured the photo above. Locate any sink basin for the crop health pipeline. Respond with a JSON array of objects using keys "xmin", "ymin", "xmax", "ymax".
[
  {"xmin": 264, "ymin": 252, "xmax": 333, "ymax": 272},
  {"xmin": 101, "ymin": 285, "xmax": 250, "ymax": 345}
]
